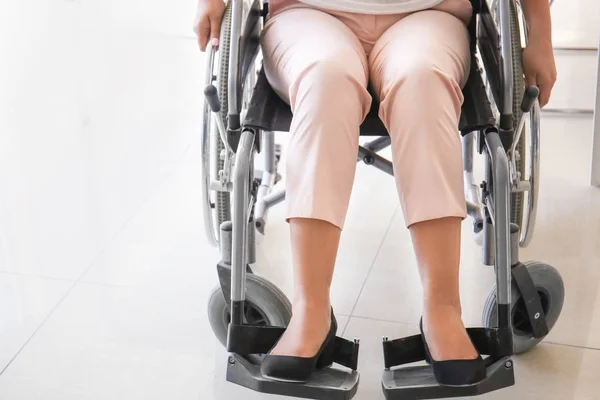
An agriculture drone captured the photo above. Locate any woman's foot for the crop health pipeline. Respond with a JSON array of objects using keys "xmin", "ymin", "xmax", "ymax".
[
  {"xmin": 261, "ymin": 303, "xmax": 336, "ymax": 382},
  {"xmin": 270, "ymin": 302, "xmax": 332, "ymax": 357},
  {"xmin": 421, "ymin": 301, "xmax": 486, "ymax": 386},
  {"xmin": 422, "ymin": 301, "xmax": 478, "ymax": 361}
]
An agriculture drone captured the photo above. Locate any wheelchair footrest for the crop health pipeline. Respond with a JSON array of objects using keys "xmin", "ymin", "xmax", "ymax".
[
  {"xmin": 381, "ymin": 356, "xmax": 515, "ymax": 400},
  {"xmin": 226, "ymin": 354, "xmax": 360, "ymax": 400},
  {"xmin": 227, "ymin": 323, "xmax": 361, "ymax": 370}
]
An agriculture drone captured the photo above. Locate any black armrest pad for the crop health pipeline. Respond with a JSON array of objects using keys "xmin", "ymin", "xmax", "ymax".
[
  {"xmin": 244, "ymin": 68, "xmax": 293, "ymax": 132},
  {"xmin": 459, "ymin": 57, "xmax": 496, "ymax": 134}
]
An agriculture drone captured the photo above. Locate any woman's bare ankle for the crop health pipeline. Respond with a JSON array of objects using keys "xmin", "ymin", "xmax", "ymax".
[
  {"xmin": 269, "ymin": 297, "xmax": 331, "ymax": 358},
  {"xmin": 292, "ymin": 294, "xmax": 331, "ymax": 314}
]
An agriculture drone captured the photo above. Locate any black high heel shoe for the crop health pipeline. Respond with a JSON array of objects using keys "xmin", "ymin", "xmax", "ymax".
[
  {"xmin": 419, "ymin": 318, "xmax": 486, "ymax": 387},
  {"xmin": 260, "ymin": 309, "xmax": 337, "ymax": 383}
]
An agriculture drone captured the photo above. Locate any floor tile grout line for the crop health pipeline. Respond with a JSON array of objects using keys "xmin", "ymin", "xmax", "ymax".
[
  {"xmin": 0, "ymin": 280, "xmax": 78, "ymax": 377},
  {"xmin": 0, "ymin": 270, "xmax": 77, "ymax": 283},
  {"xmin": 344, "ymin": 314, "xmax": 416, "ymax": 326},
  {"xmin": 0, "ymin": 142, "xmax": 197, "ymax": 377},
  {"xmin": 545, "ymin": 341, "xmax": 600, "ymax": 352},
  {"xmin": 72, "ymin": 143, "xmax": 195, "ymax": 285},
  {"xmin": 342, "ymin": 206, "xmax": 399, "ymax": 337}
]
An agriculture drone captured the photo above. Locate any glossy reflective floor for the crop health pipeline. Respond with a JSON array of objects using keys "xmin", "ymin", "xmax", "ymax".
[{"xmin": 1, "ymin": 1, "xmax": 599, "ymax": 399}]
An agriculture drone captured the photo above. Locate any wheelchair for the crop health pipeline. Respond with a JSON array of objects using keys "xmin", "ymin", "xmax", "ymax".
[{"xmin": 201, "ymin": 0, "xmax": 565, "ymax": 398}]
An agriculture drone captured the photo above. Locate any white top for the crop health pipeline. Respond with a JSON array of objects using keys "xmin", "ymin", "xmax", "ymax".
[{"xmin": 296, "ymin": 0, "xmax": 445, "ymax": 14}]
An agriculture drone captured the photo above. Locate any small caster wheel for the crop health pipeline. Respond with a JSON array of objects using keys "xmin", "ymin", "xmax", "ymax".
[
  {"xmin": 207, "ymin": 274, "xmax": 292, "ymax": 347},
  {"xmin": 482, "ymin": 261, "xmax": 565, "ymax": 354}
]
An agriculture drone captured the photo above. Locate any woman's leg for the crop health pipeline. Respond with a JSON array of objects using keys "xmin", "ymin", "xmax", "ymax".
[
  {"xmin": 261, "ymin": 5, "xmax": 371, "ymax": 357},
  {"xmin": 370, "ymin": 10, "xmax": 477, "ymax": 360}
]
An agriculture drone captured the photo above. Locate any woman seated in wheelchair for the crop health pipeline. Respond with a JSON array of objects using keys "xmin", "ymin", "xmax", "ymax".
[{"xmin": 195, "ymin": 0, "xmax": 556, "ymax": 387}]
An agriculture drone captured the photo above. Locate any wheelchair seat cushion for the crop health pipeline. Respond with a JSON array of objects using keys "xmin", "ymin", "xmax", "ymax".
[{"xmin": 244, "ymin": 57, "xmax": 494, "ymax": 136}]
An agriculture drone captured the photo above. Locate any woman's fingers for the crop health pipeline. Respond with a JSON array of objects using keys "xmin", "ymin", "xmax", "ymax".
[
  {"xmin": 195, "ymin": 15, "xmax": 211, "ymax": 52},
  {"xmin": 210, "ymin": 15, "xmax": 222, "ymax": 48},
  {"xmin": 537, "ymin": 81, "xmax": 553, "ymax": 108},
  {"xmin": 524, "ymin": 70, "xmax": 555, "ymax": 108}
]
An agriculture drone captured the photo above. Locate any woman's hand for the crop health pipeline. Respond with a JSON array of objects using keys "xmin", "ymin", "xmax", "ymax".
[
  {"xmin": 522, "ymin": 36, "xmax": 557, "ymax": 108},
  {"xmin": 194, "ymin": 0, "xmax": 226, "ymax": 52},
  {"xmin": 520, "ymin": 0, "xmax": 556, "ymax": 108}
]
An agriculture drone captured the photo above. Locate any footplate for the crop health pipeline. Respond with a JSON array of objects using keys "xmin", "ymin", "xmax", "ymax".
[
  {"xmin": 227, "ymin": 354, "xmax": 360, "ymax": 400},
  {"xmin": 381, "ymin": 357, "xmax": 514, "ymax": 400},
  {"xmin": 225, "ymin": 323, "xmax": 361, "ymax": 400},
  {"xmin": 381, "ymin": 328, "xmax": 515, "ymax": 400}
]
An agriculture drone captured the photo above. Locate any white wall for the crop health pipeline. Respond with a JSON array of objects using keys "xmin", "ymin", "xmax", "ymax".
[{"xmin": 0, "ymin": 0, "xmax": 202, "ymax": 280}]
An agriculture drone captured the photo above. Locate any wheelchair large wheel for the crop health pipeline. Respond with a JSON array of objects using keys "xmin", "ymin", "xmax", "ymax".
[
  {"xmin": 202, "ymin": 1, "xmax": 260, "ymax": 246},
  {"xmin": 207, "ymin": 273, "xmax": 293, "ymax": 348},
  {"xmin": 215, "ymin": 2, "xmax": 233, "ymax": 229},
  {"xmin": 201, "ymin": 3, "xmax": 233, "ymax": 247},
  {"xmin": 482, "ymin": 261, "xmax": 565, "ymax": 354}
]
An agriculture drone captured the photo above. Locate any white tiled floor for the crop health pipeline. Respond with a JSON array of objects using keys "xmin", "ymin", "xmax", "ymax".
[{"xmin": 1, "ymin": 0, "xmax": 599, "ymax": 399}]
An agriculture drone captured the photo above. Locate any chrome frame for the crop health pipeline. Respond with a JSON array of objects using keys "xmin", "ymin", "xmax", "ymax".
[
  {"xmin": 230, "ymin": 129, "xmax": 255, "ymax": 310},
  {"xmin": 254, "ymin": 131, "xmax": 279, "ymax": 233},
  {"xmin": 485, "ymin": 131, "xmax": 513, "ymax": 310},
  {"xmin": 463, "ymin": 132, "xmax": 484, "ymax": 231}
]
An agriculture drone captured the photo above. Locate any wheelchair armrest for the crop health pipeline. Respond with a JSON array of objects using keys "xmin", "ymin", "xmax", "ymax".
[
  {"xmin": 244, "ymin": 68, "xmax": 294, "ymax": 133},
  {"xmin": 459, "ymin": 56, "xmax": 496, "ymax": 135}
]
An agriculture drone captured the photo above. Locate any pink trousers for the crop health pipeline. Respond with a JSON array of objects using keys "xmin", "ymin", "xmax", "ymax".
[{"xmin": 261, "ymin": 0, "xmax": 473, "ymax": 229}]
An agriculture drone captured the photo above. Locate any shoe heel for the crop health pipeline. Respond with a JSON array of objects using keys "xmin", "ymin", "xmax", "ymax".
[{"xmin": 316, "ymin": 339, "xmax": 335, "ymax": 370}]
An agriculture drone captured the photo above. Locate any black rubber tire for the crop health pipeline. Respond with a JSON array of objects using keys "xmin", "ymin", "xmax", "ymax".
[
  {"xmin": 482, "ymin": 261, "xmax": 565, "ymax": 354},
  {"xmin": 207, "ymin": 274, "xmax": 292, "ymax": 348}
]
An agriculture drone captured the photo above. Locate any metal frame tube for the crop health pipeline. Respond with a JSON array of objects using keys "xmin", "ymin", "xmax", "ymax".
[
  {"xmin": 358, "ymin": 146, "xmax": 394, "ymax": 176},
  {"xmin": 212, "ymin": 109, "xmax": 229, "ymax": 152},
  {"xmin": 264, "ymin": 186, "xmax": 286, "ymax": 207},
  {"xmin": 230, "ymin": 129, "xmax": 255, "ymax": 323},
  {"xmin": 220, "ymin": 221, "xmax": 233, "ymax": 265},
  {"xmin": 247, "ymin": 220, "xmax": 256, "ymax": 264},
  {"xmin": 510, "ymin": 223, "xmax": 519, "ymax": 266},
  {"xmin": 463, "ymin": 133, "xmax": 484, "ymax": 224},
  {"xmin": 254, "ymin": 131, "xmax": 277, "ymax": 231},
  {"xmin": 482, "ymin": 148, "xmax": 495, "ymax": 266},
  {"xmin": 485, "ymin": 132, "xmax": 512, "ymax": 324},
  {"xmin": 364, "ymin": 137, "xmax": 392, "ymax": 153},
  {"xmin": 483, "ymin": 218, "xmax": 495, "ymax": 266}
]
